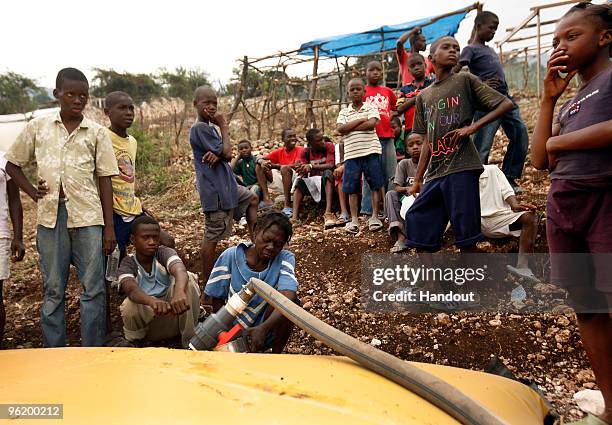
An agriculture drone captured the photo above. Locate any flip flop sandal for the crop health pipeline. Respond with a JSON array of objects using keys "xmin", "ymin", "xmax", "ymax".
[
  {"xmin": 368, "ymin": 217, "xmax": 383, "ymax": 232},
  {"xmin": 390, "ymin": 240, "xmax": 409, "ymax": 253},
  {"xmin": 336, "ymin": 214, "xmax": 350, "ymax": 225},
  {"xmin": 345, "ymin": 221, "xmax": 359, "ymax": 234},
  {"xmin": 506, "ymin": 265, "xmax": 540, "ymax": 284},
  {"xmin": 281, "ymin": 207, "xmax": 293, "ymax": 217}
]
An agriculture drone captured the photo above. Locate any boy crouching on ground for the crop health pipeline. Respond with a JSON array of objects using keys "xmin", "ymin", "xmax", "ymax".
[{"xmin": 118, "ymin": 216, "xmax": 200, "ymax": 348}]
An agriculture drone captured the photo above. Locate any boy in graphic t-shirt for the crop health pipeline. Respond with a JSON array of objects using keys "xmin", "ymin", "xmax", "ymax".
[
  {"xmin": 405, "ymin": 36, "xmax": 512, "ymax": 252},
  {"xmin": 104, "ymin": 91, "xmax": 174, "ymax": 259}
]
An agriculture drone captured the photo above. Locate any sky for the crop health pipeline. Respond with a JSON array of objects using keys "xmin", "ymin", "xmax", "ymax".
[{"xmin": 0, "ymin": 0, "xmax": 579, "ymax": 89}]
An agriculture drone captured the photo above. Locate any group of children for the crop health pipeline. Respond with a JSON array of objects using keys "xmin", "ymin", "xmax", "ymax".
[{"xmin": 0, "ymin": 4, "xmax": 610, "ymax": 422}]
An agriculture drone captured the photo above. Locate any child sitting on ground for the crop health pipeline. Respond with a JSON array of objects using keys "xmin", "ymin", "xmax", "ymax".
[
  {"xmin": 291, "ymin": 128, "xmax": 336, "ymax": 228},
  {"xmin": 332, "ymin": 141, "xmax": 350, "ymax": 225},
  {"xmin": 479, "ymin": 164, "xmax": 538, "ymax": 282},
  {"xmin": 230, "ymin": 139, "xmax": 260, "ymax": 197},
  {"xmin": 336, "ymin": 78, "xmax": 384, "ymax": 234},
  {"xmin": 204, "ymin": 211, "xmax": 298, "ymax": 353},
  {"xmin": 118, "ymin": 216, "xmax": 200, "ymax": 348},
  {"xmin": 385, "ymin": 133, "xmax": 422, "ymax": 253},
  {"xmin": 255, "ymin": 129, "xmax": 304, "ymax": 216}
]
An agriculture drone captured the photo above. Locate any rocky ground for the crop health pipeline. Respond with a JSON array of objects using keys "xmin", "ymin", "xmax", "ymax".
[{"xmin": 2, "ymin": 92, "xmax": 599, "ymax": 422}]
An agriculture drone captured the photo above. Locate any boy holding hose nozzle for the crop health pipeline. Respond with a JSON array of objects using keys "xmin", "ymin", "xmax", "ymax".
[{"xmin": 202, "ymin": 211, "xmax": 298, "ymax": 353}]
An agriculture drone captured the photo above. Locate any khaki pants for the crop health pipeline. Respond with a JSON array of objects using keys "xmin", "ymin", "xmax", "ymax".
[{"xmin": 120, "ymin": 272, "xmax": 200, "ymax": 348}]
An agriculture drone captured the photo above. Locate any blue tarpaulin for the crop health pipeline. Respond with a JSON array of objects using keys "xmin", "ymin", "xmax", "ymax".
[{"xmin": 298, "ymin": 6, "xmax": 474, "ymax": 57}]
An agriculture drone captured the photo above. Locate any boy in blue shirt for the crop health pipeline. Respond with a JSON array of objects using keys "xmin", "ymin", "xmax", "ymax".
[
  {"xmin": 190, "ymin": 86, "xmax": 258, "ymax": 286},
  {"xmin": 458, "ymin": 11, "xmax": 529, "ymax": 194},
  {"xmin": 205, "ymin": 211, "xmax": 298, "ymax": 353}
]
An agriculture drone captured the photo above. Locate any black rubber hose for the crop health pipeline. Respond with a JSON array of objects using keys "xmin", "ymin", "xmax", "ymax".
[{"xmin": 248, "ymin": 278, "xmax": 507, "ymax": 425}]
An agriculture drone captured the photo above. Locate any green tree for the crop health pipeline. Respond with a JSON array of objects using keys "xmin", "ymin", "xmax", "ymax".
[
  {"xmin": 158, "ymin": 67, "xmax": 211, "ymax": 148},
  {"xmin": 91, "ymin": 69, "xmax": 163, "ymax": 102},
  {"xmin": 0, "ymin": 72, "xmax": 49, "ymax": 114},
  {"xmin": 158, "ymin": 67, "xmax": 210, "ymax": 100}
]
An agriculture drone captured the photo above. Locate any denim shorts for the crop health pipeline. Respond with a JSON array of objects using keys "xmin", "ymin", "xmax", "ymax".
[{"xmin": 342, "ymin": 154, "xmax": 385, "ymax": 194}]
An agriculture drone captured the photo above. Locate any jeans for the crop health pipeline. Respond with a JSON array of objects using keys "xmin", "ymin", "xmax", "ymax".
[
  {"xmin": 473, "ymin": 105, "xmax": 528, "ymax": 180},
  {"xmin": 37, "ymin": 201, "xmax": 106, "ymax": 347},
  {"xmin": 361, "ymin": 137, "xmax": 397, "ymax": 215}
]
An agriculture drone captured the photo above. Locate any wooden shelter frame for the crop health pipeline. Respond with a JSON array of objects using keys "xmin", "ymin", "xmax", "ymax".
[
  {"xmin": 496, "ymin": 0, "xmax": 591, "ymax": 97},
  {"xmin": 227, "ymin": 4, "xmax": 481, "ymax": 134}
]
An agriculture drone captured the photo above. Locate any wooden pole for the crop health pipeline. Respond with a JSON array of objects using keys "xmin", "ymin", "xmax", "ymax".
[
  {"xmin": 305, "ymin": 45, "xmax": 320, "ymax": 129},
  {"xmin": 282, "ymin": 65, "xmax": 290, "ymax": 127},
  {"xmin": 536, "ymin": 9, "xmax": 541, "ymax": 98},
  {"xmin": 380, "ymin": 28, "xmax": 387, "ymax": 86},
  {"xmin": 523, "ymin": 47, "xmax": 529, "ymax": 92},
  {"xmin": 335, "ymin": 56, "xmax": 343, "ymax": 104},
  {"xmin": 497, "ymin": 10, "xmax": 537, "ymax": 45},
  {"xmin": 228, "ymin": 56, "xmax": 248, "ymax": 123}
]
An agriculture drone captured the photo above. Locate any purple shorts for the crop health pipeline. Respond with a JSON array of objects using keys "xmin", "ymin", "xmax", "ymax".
[{"xmin": 546, "ymin": 178, "xmax": 612, "ymax": 308}]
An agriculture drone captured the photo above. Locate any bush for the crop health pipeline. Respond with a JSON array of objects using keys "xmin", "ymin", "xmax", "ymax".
[{"xmin": 131, "ymin": 123, "xmax": 170, "ymax": 194}]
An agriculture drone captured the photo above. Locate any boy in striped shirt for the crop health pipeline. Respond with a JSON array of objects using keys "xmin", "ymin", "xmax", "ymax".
[{"xmin": 336, "ymin": 78, "xmax": 384, "ymax": 234}]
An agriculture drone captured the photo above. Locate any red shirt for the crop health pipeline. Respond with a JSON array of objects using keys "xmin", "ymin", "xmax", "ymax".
[
  {"xmin": 397, "ymin": 49, "xmax": 435, "ymax": 86},
  {"xmin": 299, "ymin": 142, "xmax": 335, "ymax": 177},
  {"xmin": 266, "ymin": 146, "xmax": 305, "ymax": 165},
  {"xmin": 364, "ymin": 85, "xmax": 397, "ymax": 138},
  {"xmin": 399, "ymin": 76, "xmax": 434, "ymax": 130}
]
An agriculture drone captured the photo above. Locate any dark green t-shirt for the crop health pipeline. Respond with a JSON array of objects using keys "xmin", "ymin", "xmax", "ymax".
[
  {"xmin": 413, "ymin": 72, "xmax": 506, "ymax": 182},
  {"xmin": 233, "ymin": 155, "xmax": 258, "ymax": 186}
]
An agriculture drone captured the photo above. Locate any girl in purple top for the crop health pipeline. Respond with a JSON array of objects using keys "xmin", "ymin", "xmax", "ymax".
[{"xmin": 532, "ymin": 3, "xmax": 612, "ymax": 423}]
